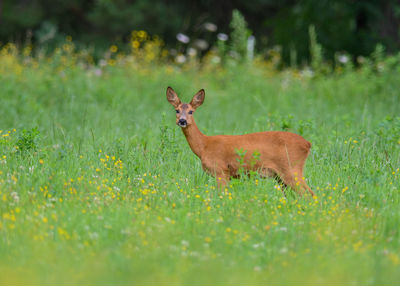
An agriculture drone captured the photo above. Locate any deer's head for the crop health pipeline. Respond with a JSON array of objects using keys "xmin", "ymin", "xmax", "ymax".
[{"xmin": 166, "ymin": 87, "xmax": 205, "ymax": 128}]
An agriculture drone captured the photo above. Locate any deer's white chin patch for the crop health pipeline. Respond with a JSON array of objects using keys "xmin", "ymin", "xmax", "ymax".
[{"xmin": 178, "ymin": 123, "xmax": 187, "ymax": 128}]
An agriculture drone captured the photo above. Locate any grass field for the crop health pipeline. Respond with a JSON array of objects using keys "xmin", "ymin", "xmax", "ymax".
[{"xmin": 0, "ymin": 43, "xmax": 400, "ymax": 285}]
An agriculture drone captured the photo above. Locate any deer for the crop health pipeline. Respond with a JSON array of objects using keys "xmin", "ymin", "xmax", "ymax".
[{"xmin": 166, "ymin": 87, "xmax": 314, "ymax": 197}]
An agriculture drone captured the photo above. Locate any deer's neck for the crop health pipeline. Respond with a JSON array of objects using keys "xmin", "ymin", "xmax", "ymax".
[{"xmin": 181, "ymin": 121, "xmax": 206, "ymax": 158}]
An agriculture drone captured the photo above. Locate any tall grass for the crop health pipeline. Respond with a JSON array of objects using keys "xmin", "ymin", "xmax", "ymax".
[{"xmin": 0, "ymin": 38, "xmax": 399, "ymax": 286}]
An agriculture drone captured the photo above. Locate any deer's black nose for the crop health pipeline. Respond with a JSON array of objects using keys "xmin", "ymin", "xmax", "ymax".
[{"xmin": 178, "ymin": 119, "xmax": 187, "ymax": 126}]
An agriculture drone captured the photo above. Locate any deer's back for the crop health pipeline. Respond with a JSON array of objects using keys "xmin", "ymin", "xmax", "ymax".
[{"xmin": 206, "ymin": 131, "xmax": 310, "ymax": 151}]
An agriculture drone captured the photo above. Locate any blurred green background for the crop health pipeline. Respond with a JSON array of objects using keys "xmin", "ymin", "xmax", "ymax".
[{"xmin": 1, "ymin": 0, "xmax": 400, "ymax": 63}]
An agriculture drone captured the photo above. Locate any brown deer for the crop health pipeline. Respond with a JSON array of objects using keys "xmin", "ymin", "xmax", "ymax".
[{"xmin": 166, "ymin": 87, "xmax": 314, "ymax": 196}]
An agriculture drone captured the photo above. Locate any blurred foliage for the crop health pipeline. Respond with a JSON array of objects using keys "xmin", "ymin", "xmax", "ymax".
[
  {"xmin": 230, "ymin": 9, "xmax": 251, "ymax": 62},
  {"xmin": 0, "ymin": 0, "xmax": 400, "ymax": 63}
]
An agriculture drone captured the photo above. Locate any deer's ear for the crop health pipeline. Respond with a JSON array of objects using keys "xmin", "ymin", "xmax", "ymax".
[
  {"xmin": 190, "ymin": 89, "xmax": 205, "ymax": 109},
  {"xmin": 166, "ymin": 87, "xmax": 181, "ymax": 108}
]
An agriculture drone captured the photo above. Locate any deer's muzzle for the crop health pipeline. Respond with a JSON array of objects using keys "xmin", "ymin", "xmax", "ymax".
[{"xmin": 178, "ymin": 119, "xmax": 187, "ymax": 127}]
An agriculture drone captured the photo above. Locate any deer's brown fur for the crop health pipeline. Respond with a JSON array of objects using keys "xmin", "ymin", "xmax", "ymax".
[{"xmin": 166, "ymin": 87, "xmax": 314, "ymax": 196}]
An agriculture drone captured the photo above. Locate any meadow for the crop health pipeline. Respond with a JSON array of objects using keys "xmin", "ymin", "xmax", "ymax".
[{"xmin": 0, "ymin": 37, "xmax": 400, "ymax": 286}]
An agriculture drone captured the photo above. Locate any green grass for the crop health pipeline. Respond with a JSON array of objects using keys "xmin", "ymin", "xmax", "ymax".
[{"xmin": 0, "ymin": 54, "xmax": 399, "ymax": 286}]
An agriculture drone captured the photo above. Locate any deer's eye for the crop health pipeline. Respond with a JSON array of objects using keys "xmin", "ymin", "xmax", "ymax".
[
  {"xmin": 188, "ymin": 111, "xmax": 193, "ymax": 115},
  {"xmin": 175, "ymin": 110, "xmax": 179, "ymax": 113}
]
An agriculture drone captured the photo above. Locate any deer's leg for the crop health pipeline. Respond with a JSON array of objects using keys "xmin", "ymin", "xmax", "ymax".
[
  {"xmin": 202, "ymin": 160, "xmax": 231, "ymax": 190},
  {"xmin": 292, "ymin": 167, "xmax": 314, "ymax": 197},
  {"xmin": 282, "ymin": 169, "xmax": 314, "ymax": 197},
  {"xmin": 299, "ymin": 180, "xmax": 314, "ymax": 197},
  {"xmin": 279, "ymin": 172, "xmax": 308, "ymax": 196},
  {"xmin": 216, "ymin": 171, "xmax": 230, "ymax": 190}
]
